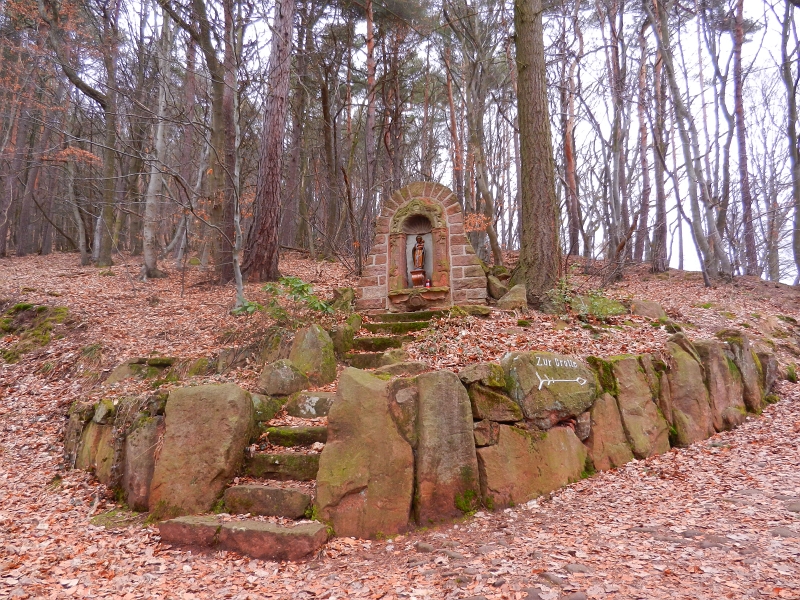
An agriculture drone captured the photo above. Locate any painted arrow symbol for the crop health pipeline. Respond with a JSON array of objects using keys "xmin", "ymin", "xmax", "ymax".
[{"xmin": 536, "ymin": 371, "xmax": 588, "ymax": 391}]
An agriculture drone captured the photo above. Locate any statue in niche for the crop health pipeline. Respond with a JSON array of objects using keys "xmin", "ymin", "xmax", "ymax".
[{"xmin": 410, "ymin": 235, "xmax": 427, "ymax": 287}]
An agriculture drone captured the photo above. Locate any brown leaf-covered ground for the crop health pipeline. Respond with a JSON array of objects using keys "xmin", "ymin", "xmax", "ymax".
[{"xmin": 1, "ymin": 252, "xmax": 799, "ymax": 599}]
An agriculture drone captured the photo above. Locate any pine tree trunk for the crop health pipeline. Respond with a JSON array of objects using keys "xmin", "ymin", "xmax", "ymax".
[
  {"xmin": 242, "ymin": 0, "xmax": 295, "ymax": 282},
  {"xmin": 515, "ymin": 0, "xmax": 561, "ymax": 306}
]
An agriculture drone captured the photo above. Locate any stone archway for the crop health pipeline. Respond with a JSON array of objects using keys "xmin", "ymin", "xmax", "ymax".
[{"xmin": 356, "ymin": 182, "xmax": 487, "ymax": 313}]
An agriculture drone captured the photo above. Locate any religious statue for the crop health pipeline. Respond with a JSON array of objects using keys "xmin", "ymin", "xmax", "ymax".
[
  {"xmin": 409, "ymin": 235, "xmax": 427, "ymax": 287},
  {"xmin": 412, "ymin": 235, "xmax": 425, "ymax": 270}
]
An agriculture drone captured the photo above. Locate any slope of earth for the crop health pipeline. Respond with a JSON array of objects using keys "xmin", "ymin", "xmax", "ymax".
[{"xmin": 1, "ymin": 252, "xmax": 799, "ymax": 599}]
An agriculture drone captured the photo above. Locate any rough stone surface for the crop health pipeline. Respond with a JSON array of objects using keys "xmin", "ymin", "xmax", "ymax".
[
  {"xmin": 219, "ymin": 521, "xmax": 328, "ymax": 561},
  {"xmin": 375, "ymin": 361, "xmax": 430, "ymax": 377},
  {"xmin": 716, "ymin": 330, "xmax": 764, "ymax": 413},
  {"xmin": 63, "ymin": 401, "xmax": 95, "ymax": 468},
  {"xmin": 487, "ymin": 276, "xmax": 508, "ymax": 300},
  {"xmin": 158, "ymin": 516, "xmax": 220, "ymax": 547},
  {"xmin": 264, "ymin": 426, "xmax": 327, "ymax": 446},
  {"xmin": 459, "ymin": 362, "xmax": 505, "ymax": 388},
  {"xmin": 122, "ymin": 416, "xmax": 163, "ymax": 511},
  {"xmin": 252, "ymin": 394, "xmax": 284, "ymax": 422},
  {"xmin": 694, "ymin": 339, "xmax": 746, "ymax": 431},
  {"xmin": 415, "ymin": 371, "xmax": 480, "ymax": 524},
  {"xmin": 583, "ymin": 393, "xmax": 634, "ymax": 471},
  {"xmin": 666, "ymin": 341, "xmax": 715, "ymax": 446},
  {"xmin": 502, "ymin": 352, "xmax": 597, "ymax": 429},
  {"xmin": 288, "ymin": 324, "xmax": 337, "ymax": 386},
  {"xmin": 611, "ymin": 356, "xmax": 670, "ymax": 458},
  {"xmin": 756, "ymin": 350, "xmax": 778, "ymax": 394},
  {"xmin": 244, "ymin": 453, "xmax": 319, "ymax": 481},
  {"xmin": 575, "ymin": 411, "xmax": 591, "ymax": 441},
  {"xmin": 468, "ymin": 384, "xmax": 523, "ymax": 422},
  {"xmin": 477, "ymin": 426, "xmax": 587, "ymax": 508},
  {"xmin": 630, "ymin": 299, "xmax": 667, "ymax": 320},
  {"xmin": 387, "ymin": 378, "xmax": 419, "ymax": 448},
  {"xmin": 285, "ymin": 391, "xmax": 336, "ymax": 418},
  {"xmin": 148, "ymin": 384, "xmax": 253, "ymax": 515},
  {"xmin": 223, "ymin": 485, "xmax": 311, "ymax": 518},
  {"xmin": 258, "ymin": 359, "xmax": 309, "ymax": 396},
  {"xmin": 473, "ymin": 420, "xmax": 500, "ymax": 447},
  {"xmin": 316, "ymin": 368, "xmax": 414, "ymax": 539},
  {"xmin": 75, "ymin": 422, "xmax": 115, "ymax": 485},
  {"xmin": 496, "ymin": 284, "xmax": 527, "ymax": 310}
]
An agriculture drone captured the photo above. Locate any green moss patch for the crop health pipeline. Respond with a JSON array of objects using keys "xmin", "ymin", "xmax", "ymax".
[
  {"xmin": 90, "ymin": 508, "xmax": 147, "ymax": 529},
  {"xmin": 1, "ymin": 304, "xmax": 70, "ymax": 363}
]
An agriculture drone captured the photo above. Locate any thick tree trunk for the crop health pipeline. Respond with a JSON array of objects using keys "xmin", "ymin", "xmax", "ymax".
[
  {"xmin": 242, "ymin": 0, "xmax": 295, "ymax": 282},
  {"xmin": 780, "ymin": 2, "xmax": 800, "ymax": 283},
  {"xmin": 515, "ymin": 0, "xmax": 561, "ymax": 306}
]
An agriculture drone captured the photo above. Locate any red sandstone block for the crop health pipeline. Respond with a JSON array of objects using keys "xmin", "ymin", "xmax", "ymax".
[
  {"xmin": 450, "ymin": 234, "xmax": 469, "ymax": 245},
  {"xmin": 356, "ymin": 298, "xmax": 385, "ymax": 310},
  {"xmin": 371, "ymin": 245, "xmax": 387, "ymax": 256},
  {"xmin": 452, "ymin": 290, "xmax": 467, "ymax": 302},
  {"xmin": 375, "ymin": 254, "xmax": 387, "ymax": 265},
  {"xmin": 449, "ymin": 223, "xmax": 465, "ymax": 235},
  {"xmin": 446, "ymin": 203, "xmax": 460, "ymax": 216},
  {"xmin": 451, "ymin": 267, "xmax": 463, "ymax": 279},
  {"xmin": 465, "ymin": 288, "xmax": 488, "ymax": 300},
  {"xmin": 463, "ymin": 265, "xmax": 485, "ymax": 278},
  {"xmin": 362, "ymin": 286, "xmax": 385, "ymax": 299},
  {"xmin": 360, "ymin": 277, "xmax": 379, "ymax": 287},
  {"xmin": 453, "ymin": 276, "xmax": 488, "ymax": 291},
  {"xmin": 451, "ymin": 254, "xmax": 478, "ymax": 267},
  {"xmin": 450, "ymin": 245, "xmax": 466, "ymax": 256}
]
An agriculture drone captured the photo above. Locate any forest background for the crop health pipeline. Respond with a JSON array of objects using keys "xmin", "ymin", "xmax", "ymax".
[{"xmin": 1, "ymin": 0, "xmax": 799, "ymax": 299}]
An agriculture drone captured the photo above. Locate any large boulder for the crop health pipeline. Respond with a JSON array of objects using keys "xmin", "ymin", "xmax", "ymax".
[
  {"xmin": 630, "ymin": 299, "xmax": 667, "ymax": 320},
  {"xmin": 285, "ymin": 390, "xmax": 336, "ymax": 418},
  {"xmin": 487, "ymin": 276, "xmax": 509, "ymax": 300},
  {"xmin": 458, "ymin": 362, "xmax": 505, "ymax": 388},
  {"xmin": 122, "ymin": 416, "xmax": 164, "ymax": 511},
  {"xmin": 414, "ymin": 371, "xmax": 480, "ymax": 523},
  {"xmin": 583, "ymin": 393, "xmax": 634, "ymax": 471},
  {"xmin": 716, "ymin": 330, "xmax": 764, "ymax": 413},
  {"xmin": 694, "ymin": 339, "xmax": 746, "ymax": 431},
  {"xmin": 288, "ymin": 324, "xmax": 337, "ymax": 386},
  {"xmin": 148, "ymin": 384, "xmax": 253, "ymax": 516},
  {"xmin": 315, "ymin": 369, "xmax": 414, "ymax": 539},
  {"xmin": 502, "ymin": 352, "xmax": 597, "ymax": 429},
  {"xmin": 665, "ymin": 340, "xmax": 715, "ymax": 446},
  {"xmin": 496, "ymin": 284, "xmax": 527, "ymax": 310},
  {"xmin": 467, "ymin": 384, "xmax": 523, "ymax": 422},
  {"xmin": 610, "ymin": 356, "xmax": 670, "ymax": 458},
  {"xmin": 477, "ymin": 426, "xmax": 587, "ymax": 508},
  {"xmin": 258, "ymin": 359, "xmax": 309, "ymax": 396}
]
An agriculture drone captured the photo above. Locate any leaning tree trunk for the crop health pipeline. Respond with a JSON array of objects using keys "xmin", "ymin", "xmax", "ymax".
[
  {"xmin": 242, "ymin": 0, "xmax": 295, "ymax": 281},
  {"xmin": 515, "ymin": 0, "xmax": 561, "ymax": 307}
]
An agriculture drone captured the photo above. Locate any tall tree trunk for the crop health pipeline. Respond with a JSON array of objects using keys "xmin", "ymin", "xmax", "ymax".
[
  {"xmin": 733, "ymin": 0, "xmax": 757, "ymax": 276},
  {"xmin": 142, "ymin": 13, "xmax": 172, "ymax": 279},
  {"xmin": 634, "ymin": 27, "xmax": 651, "ymax": 263},
  {"xmin": 515, "ymin": 0, "xmax": 561, "ymax": 306},
  {"xmin": 242, "ymin": 0, "xmax": 295, "ymax": 281},
  {"xmin": 780, "ymin": 1, "xmax": 800, "ymax": 283}
]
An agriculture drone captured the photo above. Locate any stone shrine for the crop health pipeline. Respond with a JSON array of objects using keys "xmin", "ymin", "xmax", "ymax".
[{"xmin": 356, "ymin": 182, "xmax": 487, "ymax": 313}]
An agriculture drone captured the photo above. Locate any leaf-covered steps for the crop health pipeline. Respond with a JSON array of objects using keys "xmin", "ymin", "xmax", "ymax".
[
  {"xmin": 158, "ymin": 516, "xmax": 327, "ymax": 561},
  {"xmin": 223, "ymin": 484, "xmax": 312, "ymax": 518}
]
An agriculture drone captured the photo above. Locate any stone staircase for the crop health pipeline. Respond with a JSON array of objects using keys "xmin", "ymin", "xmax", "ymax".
[
  {"xmin": 158, "ymin": 395, "xmax": 332, "ymax": 561},
  {"xmin": 344, "ymin": 310, "xmax": 444, "ymax": 369}
]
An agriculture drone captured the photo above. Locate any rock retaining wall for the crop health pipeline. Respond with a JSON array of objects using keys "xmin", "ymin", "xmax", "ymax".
[{"xmin": 315, "ymin": 330, "xmax": 778, "ymax": 538}]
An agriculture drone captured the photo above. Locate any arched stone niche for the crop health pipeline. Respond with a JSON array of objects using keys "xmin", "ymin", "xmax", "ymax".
[{"xmin": 356, "ymin": 182, "xmax": 487, "ymax": 313}]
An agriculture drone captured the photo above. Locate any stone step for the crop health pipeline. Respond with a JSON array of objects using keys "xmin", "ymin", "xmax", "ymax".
[
  {"xmin": 158, "ymin": 516, "xmax": 328, "ymax": 561},
  {"xmin": 375, "ymin": 310, "xmax": 445, "ymax": 323},
  {"xmin": 223, "ymin": 484, "xmax": 312, "ymax": 518},
  {"xmin": 344, "ymin": 352, "xmax": 386, "ymax": 369},
  {"xmin": 263, "ymin": 426, "xmax": 327, "ymax": 447},
  {"xmin": 352, "ymin": 336, "xmax": 408, "ymax": 352},
  {"xmin": 363, "ymin": 321, "xmax": 430, "ymax": 335},
  {"xmin": 285, "ymin": 391, "xmax": 335, "ymax": 418},
  {"xmin": 244, "ymin": 452, "xmax": 319, "ymax": 481}
]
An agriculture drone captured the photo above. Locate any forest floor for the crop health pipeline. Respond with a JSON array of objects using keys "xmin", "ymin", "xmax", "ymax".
[{"xmin": 1, "ymin": 251, "xmax": 799, "ymax": 599}]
